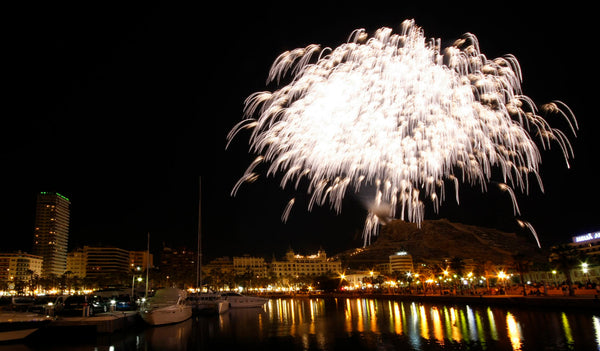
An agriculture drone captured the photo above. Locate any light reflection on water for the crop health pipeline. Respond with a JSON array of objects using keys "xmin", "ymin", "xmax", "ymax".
[
  {"xmin": 10, "ymin": 297, "xmax": 600, "ymax": 350},
  {"xmin": 196, "ymin": 297, "xmax": 600, "ymax": 350}
]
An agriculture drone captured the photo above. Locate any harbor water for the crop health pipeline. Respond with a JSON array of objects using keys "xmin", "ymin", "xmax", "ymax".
[{"xmin": 9, "ymin": 297, "xmax": 600, "ymax": 350}]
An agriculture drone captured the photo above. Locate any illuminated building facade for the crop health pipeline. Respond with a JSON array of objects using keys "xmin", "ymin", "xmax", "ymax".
[
  {"xmin": 159, "ymin": 246, "xmax": 196, "ymax": 276},
  {"xmin": 389, "ymin": 251, "xmax": 414, "ymax": 273},
  {"xmin": 561, "ymin": 231, "xmax": 600, "ymax": 282},
  {"xmin": 85, "ymin": 246, "xmax": 130, "ymax": 278},
  {"xmin": 129, "ymin": 250, "xmax": 154, "ymax": 271},
  {"xmin": 0, "ymin": 252, "xmax": 43, "ymax": 284},
  {"xmin": 233, "ymin": 255, "xmax": 267, "ymax": 277},
  {"xmin": 570, "ymin": 231, "xmax": 600, "ymax": 258},
  {"xmin": 32, "ymin": 192, "xmax": 70, "ymax": 277},
  {"xmin": 202, "ymin": 256, "xmax": 234, "ymax": 276},
  {"xmin": 270, "ymin": 248, "xmax": 341, "ymax": 277},
  {"xmin": 527, "ymin": 231, "xmax": 600, "ymax": 284},
  {"xmin": 66, "ymin": 248, "xmax": 87, "ymax": 278},
  {"xmin": 66, "ymin": 248, "xmax": 154, "ymax": 280}
]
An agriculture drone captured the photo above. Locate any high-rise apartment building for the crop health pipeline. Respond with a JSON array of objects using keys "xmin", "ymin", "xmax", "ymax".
[{"xmin": 32, "ymin": 192, "xmax": 70, "ymax": 277}]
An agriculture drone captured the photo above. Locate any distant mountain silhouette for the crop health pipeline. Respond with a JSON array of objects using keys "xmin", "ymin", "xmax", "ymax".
[{"xmin": 337, "ymin": 219, "xmax": 547, "ymax": 269}]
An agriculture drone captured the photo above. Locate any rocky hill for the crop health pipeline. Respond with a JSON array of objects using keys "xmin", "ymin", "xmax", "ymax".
[{"xmin": 337, "ymin": 218, "xmax": 548, "ymax": 269}]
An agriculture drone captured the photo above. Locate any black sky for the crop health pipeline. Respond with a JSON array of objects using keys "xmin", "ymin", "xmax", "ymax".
[{"xmin": 3, "ymin": 3, "xmax": 598, "ymax": 261}]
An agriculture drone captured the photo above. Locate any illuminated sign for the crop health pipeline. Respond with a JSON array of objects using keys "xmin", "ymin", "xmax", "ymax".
[
  {"xmin": 396, "ymin": 251, "xmax": 408, "ymax": 256},
  {"xmin": 573, "ymin": 232, "xmax": 600, "ymax": 243}
]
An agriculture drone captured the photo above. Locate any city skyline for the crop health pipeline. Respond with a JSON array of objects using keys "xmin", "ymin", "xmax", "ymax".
[{"xmin": 3, "ymin": 4, "xmax": 598, "ymax": 261}]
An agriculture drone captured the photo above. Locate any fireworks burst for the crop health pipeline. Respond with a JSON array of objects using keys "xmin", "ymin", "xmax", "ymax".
[{"xmin": 227, "ymin": 20, "xmax": 576, "ymax": 246}]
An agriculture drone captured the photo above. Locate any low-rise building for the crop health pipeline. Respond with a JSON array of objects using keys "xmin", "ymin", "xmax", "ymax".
[
  {"xmin": 569, "ymin": 231, "xmax": 600, "ymax": 258},
  {"xmin": 85, "ymin": 246, "xmax": 130, "ymax": 279},
  {"xmin": 0, "ymin": 251, "xmax": 43, "ymax": 284},
  {"xmin": 389, "ymin": 251, "xmax": 414, "ymax": 273},
  {"xmin": 66, "ymin": 248, "xmax": 87, "ymax": 278},
  {"xmin": 270, "ymin": 248, "xmax": 341, "ymax": 277},
  {"xmin": 233, "ymin": 255, "xmax": 267, "ymax": 277},
  {"xmin": 130, "ymin": 250, "xmax": 154, "ymax": 271},
  {"xmin": 202, "ymin": 256, "xmax": 234, "ymax": 275}
]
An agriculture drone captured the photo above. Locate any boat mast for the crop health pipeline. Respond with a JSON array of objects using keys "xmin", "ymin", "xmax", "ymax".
[
  {"xmin": 145, "ymin": 232, "xmax": 149, "ymax": 297},
  {"xmin": 196, "ymin": 176, "xmax": 202, "ymax": 292}
]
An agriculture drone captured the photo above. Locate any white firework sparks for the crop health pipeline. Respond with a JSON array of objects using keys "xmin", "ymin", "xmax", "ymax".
[{"xmin": 227, "ymin": 19, "xmax": 577, "ymax": 246}]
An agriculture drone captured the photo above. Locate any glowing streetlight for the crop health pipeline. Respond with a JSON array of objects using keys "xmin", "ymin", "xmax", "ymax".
[
  {"xmin": 498, "ymin": 271, "xmax": 508, "ymax": 294},
  {"xmin": 582, "ymin": 263, "xmax": 589, "ymax": 282}
]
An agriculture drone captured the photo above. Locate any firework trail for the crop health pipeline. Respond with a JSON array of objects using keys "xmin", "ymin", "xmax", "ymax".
[{"xmin": 227, "ymin": 20, "xmax": 576, "ymax": 245}]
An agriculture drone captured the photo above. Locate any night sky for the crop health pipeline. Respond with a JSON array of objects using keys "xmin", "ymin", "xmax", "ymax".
[{"xmin": 3, "ymin": 3, "xmax": 598, "ymax": 261}]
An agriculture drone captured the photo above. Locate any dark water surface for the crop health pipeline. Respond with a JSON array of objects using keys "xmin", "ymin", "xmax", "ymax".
[{"xmin": 9, "ymin": 297, "xmax": 600, "ymax": 350}]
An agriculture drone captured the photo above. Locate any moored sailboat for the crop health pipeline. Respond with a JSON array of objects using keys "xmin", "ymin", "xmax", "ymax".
[{"xmin": 192, "ymin": 176, "xmax": 230, "ymax": 315}]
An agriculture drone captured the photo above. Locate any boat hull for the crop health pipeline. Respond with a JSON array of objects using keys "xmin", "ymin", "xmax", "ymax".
[
  {"xmin": 187, "ymin": 294, "xmax": 230, "ymax": 314},
  {"xmin": 0, "ymin": 327, "xmax": 40, "ymax": 342},
  {"xmin": 217, "ymin": 300, "xmax": 230, "ymax": 313},
  {"xmin": 141, "ymin": 305, "xmax": 192, "ymax": 326},
  {"xmin": 221, "ymin": 293, "xmax": 268, "ymax": 308},
  {"xmin": 0, "ymin": 312, "xmax": 52, "ymax": 341}
]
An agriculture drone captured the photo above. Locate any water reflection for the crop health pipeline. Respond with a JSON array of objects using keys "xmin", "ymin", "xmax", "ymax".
[
  {"xmin": 146, "ymin": 318, "xmax": 192, "ymax": 351},
  {"xmin": 594, "ymin": 316, "xmax": 600, "ymax": 347},
  {"xmin": 12, "ymin": 297, "xmax": 600, "ymax": 350},
  {"xmin": 506, "ymin": 312, "xmax": 522, "ymax": 350},
  {"xmin": 246, "ymin": 298, "xmax": 599, "ymax": 350},
  {"xmin": 341, "ymin": 299, "xmax": 500, "ymax": 345}
]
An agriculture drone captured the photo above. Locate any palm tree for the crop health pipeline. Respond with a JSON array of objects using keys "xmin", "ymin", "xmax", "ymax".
[
  {"xmin": 474, "ymin": 260, "xmax": 496, "ymax": 294},
  {"xmin": 550, "ymin": 244, "xmax": 583, "ymax": 296},
  {"xmin": 449, "ymin": 257, "xmax": 465, "ymax": 277},
  {"xmin": 511, "ymin": 253, "xmax": 531, "ymax": 296},
  {"xmin": 26, "ymin": 269, "xmax": 35, "ymax": 294},
  {"xmin": 450, "ymin": 257, "xmax": 465, "ymax": 294},
  {"xmin": 61, "ymin": 271, "xmax": 74, "ymax": 294}
]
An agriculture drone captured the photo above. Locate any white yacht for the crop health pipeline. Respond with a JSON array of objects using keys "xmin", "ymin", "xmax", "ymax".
[
  {"xmin": 140, "ymin": 288, "xmax": 192, "ymax": 326},
  {"xmin": 187, "ymin": 292, "xmax": 230, "ymax": 314},
  {"xmin": 0, "ymin": 311, "xmax": 53, "ymax": 342},
  {"xmin": 220, "ymin": 292, "xmax": 268, "ymax": 308}
]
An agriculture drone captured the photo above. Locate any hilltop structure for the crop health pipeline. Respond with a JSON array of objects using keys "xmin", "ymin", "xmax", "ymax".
[{"xmin": 337, "ymin": 219, "xmax": 548, "ymax": 270}]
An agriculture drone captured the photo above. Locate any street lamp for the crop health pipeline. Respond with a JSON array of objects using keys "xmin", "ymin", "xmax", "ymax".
[
  {"xmin": 498, "ymin": 271, "xmax": 507, "ymax": 294},
  {"xmin": 582, "ymin": 263, "xmax": 590, "ymax": 283},
  {"xmin": 131, "ymin": 275, "xmax": 142, "ymax": 300}
]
